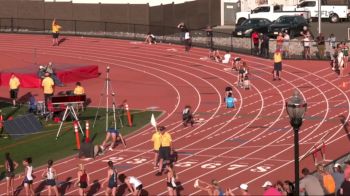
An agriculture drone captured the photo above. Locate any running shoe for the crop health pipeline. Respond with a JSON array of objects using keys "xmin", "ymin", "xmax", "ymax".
[{"xmin": 194, "ymin": 179, "xmax": 199, "ymax": 188}]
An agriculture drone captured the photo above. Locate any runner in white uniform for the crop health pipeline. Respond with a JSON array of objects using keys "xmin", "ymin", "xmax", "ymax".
[
  {"xmin": 126, "ymin": 176, "xmax": 143, "ymax": 196},
  {"xmin": 22, "ymin": 157, "xmax": 34, "ymax": 196}
]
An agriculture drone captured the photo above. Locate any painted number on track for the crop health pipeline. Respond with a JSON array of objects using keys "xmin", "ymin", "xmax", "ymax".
[
  {"xmin": 102, "ymin": 157, "xmax": 125, "ymax": 163},
  {"xmin": 227, "ymin": 164, "xmax": 248, "ymax": 171},
  {"xmin": 126, "ymin": 158, "xmax": 148, "ymax": 164},
  {"xmin": 250, "ymin": 166, "xmax": 271, "ymax": 173},
  {"xmin": 201, "ymin": 163, "xmax": 222, "ymax": 169},
  {"xmin": 174, "ymin": 161, "xmax": 198, "ymax": 167}
]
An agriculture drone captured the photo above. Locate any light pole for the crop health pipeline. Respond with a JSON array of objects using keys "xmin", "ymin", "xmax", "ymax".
[{"xmin": 285, "ymin": 90, "xmax": 307, "ymax": 195}]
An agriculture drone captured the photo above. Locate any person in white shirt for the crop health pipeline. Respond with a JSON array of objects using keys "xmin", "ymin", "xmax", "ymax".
[
  {"xmin": 184, "ymin": 30, "xmax": 191, "ymax": 52},
  {"xmin": 222, "ymin": 50, "xmax": 231, "ymax": 64},
  {"xmin": 125, "ymin": 175, "xmax": 143, "ymax": 196},
  {"xmin": 283, "ymin": 30, "xmax": 290, "ymax": 58},
  {"xmin": 303, "ymin": 33, "xmax": 311, "ymax": 59},
  {"xmin": 338, "ymin": 48, "xmax": 344, "ymax": 77},
  {"xmin": 22, "ymin": 157, "xmax": 34, "ymax": 196}
]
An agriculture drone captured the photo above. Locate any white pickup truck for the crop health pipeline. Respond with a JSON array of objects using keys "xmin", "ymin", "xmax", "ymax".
[
  {"xmin": 235, "ymin": 4, "xmax": 311, "ymax": 25},
  {"xmin": 292, "ymin": 0, "xmax": 348, "ymax": 23}
]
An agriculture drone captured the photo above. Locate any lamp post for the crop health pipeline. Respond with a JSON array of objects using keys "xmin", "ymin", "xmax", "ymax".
[{"xmin": 285, "ymin": 90, "xmax": 307, "ymax": 195}]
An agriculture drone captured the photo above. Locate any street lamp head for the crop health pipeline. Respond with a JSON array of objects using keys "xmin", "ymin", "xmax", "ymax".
[{"xmin": 286, "ymin": 90, "xmax": 307, "ymax": 128}]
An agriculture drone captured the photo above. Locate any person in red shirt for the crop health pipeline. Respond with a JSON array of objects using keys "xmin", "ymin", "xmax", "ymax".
[{"xmin": 251, "ymin": 31, "xmax": 260, "ymax": 55}]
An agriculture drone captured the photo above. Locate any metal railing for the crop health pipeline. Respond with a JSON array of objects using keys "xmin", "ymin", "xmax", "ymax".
[{"xmin": 0, "ymin": 17, "xmax": 348, "ymax": 60}]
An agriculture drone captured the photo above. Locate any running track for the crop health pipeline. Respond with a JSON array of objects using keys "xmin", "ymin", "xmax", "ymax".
[{"xmin": 0, "ymin": 34, "xmax": 349, "ymax": 195}]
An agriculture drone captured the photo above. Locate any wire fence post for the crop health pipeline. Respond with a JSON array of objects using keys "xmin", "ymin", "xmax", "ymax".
[
  {"xmin": 74, "ymin": 20, "xmax": 77, "ymax": 35},
  {"xmin": 43, "ymin": 19, "xmax": 46, "ymax": 32},
  {"xmin": 104, "ymin": 22, "xmax": 107, "ymax": 36},
  {"xmin": 10, "ymin": 18, "xmax": 13, "ymax": 32},
  {"xmin": 133, "ymin": 24, "xmax": 136, "ymax": 40},
  {"xmin": 230, "ymin": 33, "xmax": 233, "ymax": 52}
]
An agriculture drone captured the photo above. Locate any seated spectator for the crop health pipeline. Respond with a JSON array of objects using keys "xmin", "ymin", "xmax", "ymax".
[
  {"xmin": 74, "ymin": 82, "xmax": 85, "ymax": 95},
  {"xmin": 182, "ymin": 105, "xmax": 194, "ymax": 127},
  {"xmin": 225, "ymin": 93, "xmax": 236, "ymax": 108},
  {"xmin": 222, "ymin": 50, "xmax": 231, "ymax": 64},
  {"xmin": 300, "ymin": 167, "xmax": 325, "ymax": 195},
  {"xmin": 145, "ymin": 32, "xmax": 156, "ymax": 44},
  {"xmin": 332, "ymin": 163, "xmax": 344, "ymax": 195},
  {"xmin": 262, "ymin": 181, "xmax": 282, "ymax": 196},
  {"xmin": 28, "ymin": 93, "xmax": 37, "ymax": 113}
]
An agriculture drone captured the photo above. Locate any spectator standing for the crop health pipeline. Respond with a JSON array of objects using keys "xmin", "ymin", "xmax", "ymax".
[
  {"xmin": 303, "ymin": 32, "xmax": 312, "ymax": 59},
  {"xmin": 260, "ymin": 33, "xmax": 270, "ymax": 58},
  {"xmin": 300, "ymin": 26, "xmax": 311, "ymax": 37},
  {"xmin": 156, "ymin": 126, "xmax": 172, "ymax": 176},
  {"xmin": 332, "ymin": 163, "xmax": 344, "ymax": 195},
  {"xmin": 273, "ymin": 49, "xmax": 283, "ymax": 80},
  {"xmin": 316, "ymin": 33, "xmax": 326, "ymax": 59},
  {"xmin": 5, "ymin": 152, "xmax": 18, "ymax": 196},
  {"xmin": 300, "ymin": 167, "xmax": 325, "ymax": 196},
  {"xmin": 42, "ymin": 72, "xmax": 55, "ymax": 108},
  {"xmin": 51, "ymin": 18, "xmax": 62, "ymax": 46},
  {"xmin": 75, "ymin": 163, "xmax": 90, "ymax": 196},
  {"xmin": 342, "ymin": 43, "xmax": 349, "ymax": 69},
  {"xmin": 22, "ymin": 157, "xmax": 34, "ymax": 196},
  {"xmin": 282, "ymin": 30, "xmax": 290, "ymax": 58},
  {"xmin": 46, "ymin": 62, "xmax": 64, "ymax": 86},
  {"xmin": 9, "ymin": 73, "xmax": 20, "ymax": 107},
  {"xmin": 252, "ymin": 31, "xmax": 260, "ymax": 55},
  {"xmin": 262, "ymin": 181, "xmax": 282, "ymax": 196},
  {"xmin": 41, "ymin": 160, "xmax": 59, "ymax": 196},
  {"xmin": 151, "ymin": 127, "xmax": 161, "ymax": 168},
  {"xmin": 184, "ymin": 30, "xmax": 191, "ymax": 52},
  {"xmin": 327, "ymin": 34, "xmax": 337, "ymax": 51},
  {"xmin": 276, "ymin": 32, "xmax": 284, "ymax": 51},
  {"xmin": 338, "ymin": 46, "xmax": 345, "ymax": 77}
]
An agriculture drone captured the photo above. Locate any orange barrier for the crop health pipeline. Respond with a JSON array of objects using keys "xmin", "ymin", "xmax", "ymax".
[
  {"xmin": 74, "ymin": 121, "xmax": 80, "ymax": 149},
  {"xmin": 0, "ymin": 114, "xmax": 3, "ymax": 129},
  {"xmin": 125, "ymin": 103, "xmax": 133, "ymax": 127},
  {"xmin": 85, "ymin": 121, "xmax": 90, "ymax": 143}
]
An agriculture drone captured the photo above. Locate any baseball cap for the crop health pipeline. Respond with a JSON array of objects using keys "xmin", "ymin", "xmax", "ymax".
[
  {"xmin": 262, "ymin": 181, "xmax": 272, "ymax": 188},
  {"xmin": 334, "ymin": 163, "xmax": 341, "ymax": 168},
  {"xmin": 240, "ymin": 183, "xmax": 248, "ymax": 190}
]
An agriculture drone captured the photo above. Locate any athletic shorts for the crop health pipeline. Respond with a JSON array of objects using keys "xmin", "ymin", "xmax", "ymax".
[
  {"xmin": 167, "ymin": 182, "xmax": 176, "ymax": 189},
  {"xmin": 136, "ymin": 184, "xmax": 143, "ymax": 190},
  {"xmin": 79, "ymin": 182, "xmax": 88, "ymax": 189},
  {"xmin": 46, "ymin": 179, "xmax": 56, "ymax": 186},
  {"xmin": 10, "ymin": 89, "xmax": 18, "ymax": 99},
  {"xmin": 274, "ymin": 62, "xmax": 282, "ymax": 71},
  {"xmin": 108, "ymin": 181, "xmax": 118, "ymax": 189},
  {"xmin": 6, "ymin": 171, "xmax": 15, "ymax": 178},
  {"xmin": 107, "ymin": 128, "xmax": 119, "ymax": 135},
  {"xmin": 24, "ymin": 177, "xmax": 33, "ymax": 185},
  {"xmin": 159, "ymin": 146, "xmax": 171, "ymax": 160},
  {"xmin": 52, "ymin": 33, "xmax": 59, "ymax": 39}
]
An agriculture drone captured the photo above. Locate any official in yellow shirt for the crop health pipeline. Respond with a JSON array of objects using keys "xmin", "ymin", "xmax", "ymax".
[
  {"xmin": 73, "ymin": 82, "xmax": 85, "ymax": 95},
  {"xmin": 151, "ymin": 130, "xmax": 161, "ymax": 168},
  {"xmin": 156, "ymin": 126, "xmax": 172, "ymax": 176},
  {"xmin": 42, "ymin": 73, "xmax": 55, "ymax": 107},
  {"xmin": 9, "ymin": 73, "xmax": 20, "ymax": 107},
  {"xmin": 273, "ymin": 49, "xmax": 283, "ymax": 81},
  {"xmin": 52, "ymin": 18, "xmax": 62, "ymax": 46}
]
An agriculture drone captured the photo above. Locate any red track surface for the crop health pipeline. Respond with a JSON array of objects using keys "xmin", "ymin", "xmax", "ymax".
[{"xmin": 0, "ymin": 34, "xmax": 349, "ymax": 195}]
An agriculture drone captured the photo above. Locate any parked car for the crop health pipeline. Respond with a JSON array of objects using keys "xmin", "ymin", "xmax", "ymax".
[
  {"xmin": 233, "ymin": 18, "xmax": 272, "ymax": 37},
  {"xmin": 292, "ymin": 0, "xmax": 348, "ymax": 23},
  {"xmin": 235, "ymin": 4, "xmax": 310, "ymax": 25},
  {"xmin": 268, "ymin": 15, "xmax": 309, "ymax": 38}
]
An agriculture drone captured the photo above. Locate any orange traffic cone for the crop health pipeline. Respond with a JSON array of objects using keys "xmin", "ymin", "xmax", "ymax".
[{"xmin": 74, "ymin": 121, "xmax": 80, "ymax": 150}]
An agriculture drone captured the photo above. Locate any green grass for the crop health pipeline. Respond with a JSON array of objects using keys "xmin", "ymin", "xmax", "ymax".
[{"xmin": 0, "ymin": 102, "xmax": 161, "ymax": 180}]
